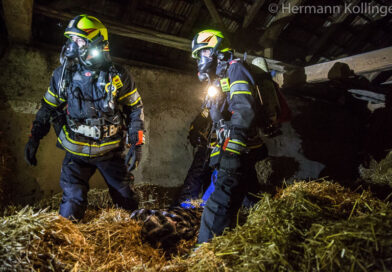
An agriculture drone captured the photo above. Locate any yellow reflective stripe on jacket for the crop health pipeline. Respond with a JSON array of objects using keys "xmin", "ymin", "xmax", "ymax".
[
  {"xmin": 230, "ymin": 80, "xmax": 248, "ymax": 88},
  {"xmin": 119, "ymin": 88, "xmax": 137, "ymax": 101},
  {"xmin": 230, "ymin": 91, "xmax": 252, "ymax": 99},
  {"xmin": 47, "ymin": 88, "xmax": 66, "ymax": 102},
  {"xmin": 58, "ymin": 137, "xmax": 98, "ymax": 157},
  {"xmin": 63, "ymin": 125, "xmax": 121, "ymax": 147},
  {"xmin": 43, "ymin": 96, "xmax": 59, "ymax": 107},
  {"xmin": 127, "ymin": 96, "xmax": 141, "ymax": 106},
  {"xmin": 210, "ymin": 150, "xmax": 221, "ymax": 157},
  {"xmin": 58, "ymin": 126, "xmax": 122, "ymax": 157},
  {"xmin": 210, "ymin": 144, "xmax": 221, "ymax": 157},
  {"xmin": 225, "ymin": 147, "xmax": 241, "ymax": 155},
  {"xmin": 228, "ymin": 139, "xmax": 246, "ymax": 147}
]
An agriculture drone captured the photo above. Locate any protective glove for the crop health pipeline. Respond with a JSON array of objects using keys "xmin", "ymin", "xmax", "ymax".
[
  {"xmin": 125, "ymin": 130, "xmax": 144, "ymax": 171},
  {"xmin": 125, "ymin": 145, "xmax": 142, "ymax": 172},
  {"xmin": 24, "ymin": 138, "xmax": 40, "ymax": 166},
  {"xmin": 128, "ymin": 129, "xmax": 145, "ymax": 145},
  {"xmin": 188, "ymin": 129, "xmax": 207, "ymax": 147}
]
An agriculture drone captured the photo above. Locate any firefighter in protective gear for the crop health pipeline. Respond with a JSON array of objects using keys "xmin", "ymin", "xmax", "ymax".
[
  {"xmin": 191, "ymin": 29, "xmax": 268, "ymax": 243},
  {"xmin": 24, "ymin": 15, "xmax": 144, "ymax": 220}
]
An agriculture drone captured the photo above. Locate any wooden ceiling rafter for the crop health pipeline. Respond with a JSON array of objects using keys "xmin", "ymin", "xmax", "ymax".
[{"xmin": 242, "ymin": 0, "xmax": 266, "ymax": 28}]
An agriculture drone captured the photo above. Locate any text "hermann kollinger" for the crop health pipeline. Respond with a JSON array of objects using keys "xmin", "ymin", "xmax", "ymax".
[{"xmin": 268, "ymin": 2, "xmax": 392, "ymax": 17}]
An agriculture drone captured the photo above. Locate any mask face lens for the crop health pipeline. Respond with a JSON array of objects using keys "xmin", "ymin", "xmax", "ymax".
[
  {"xmin": 199, "ymin": 48, "xmax": 212, "ymax": 58},
  {"xmin": 71, "ymin": 35, "xmax": 87, "ymax": 48}
]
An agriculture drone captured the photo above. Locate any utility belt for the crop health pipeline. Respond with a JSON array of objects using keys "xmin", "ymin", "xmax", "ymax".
[{"xmin": 66, "ymin": 115, "xmax": 122, "ymax": 140}]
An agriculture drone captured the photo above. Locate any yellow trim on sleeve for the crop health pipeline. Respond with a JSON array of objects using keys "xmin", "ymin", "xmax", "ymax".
[
  {"xmin": 225, "ymin": 148, "xmax": 241, "ymax": 155},
  {"xmin": 119, "ymin": 88, "xmax": 137, "ymax": 101},
  {"xmin": 47, "ymin": 88, "xmax": 66, "ymax": 102},
  {"xmin": 230, "ymin": 80, "xmax": 248, "ymax": 88},
  {"xmin": 229, "ymin": 139, "xmax": 246, "ymax": 147},
  {"xmin": 210, "ymin": 150, "xmax": 221, "ymax": 157},
  {"xmin": 43, "ymin": 96, "xmax": 59, "ymax": 107},
  {"xmin": 127, "ymin": 96, "xmax": 141, "ymax": 106},
  {"xmin": 230, "ymin": 91, "xmax": 252, "ymax": 99}
]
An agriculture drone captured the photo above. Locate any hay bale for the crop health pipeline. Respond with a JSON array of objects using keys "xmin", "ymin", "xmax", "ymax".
[
  {"xmin": 34, "ymin": 188, "xmax": 114, "ymax": 211},
  {"xmin": 0, "ymin": 208, "xmax": 167, "ymax": 271},
  {"xmin": 0, "ymin": 207, "xmax": 59, "ymax": 271},
  {"xmin": 359, "ymin": 151, "xmax": 392, "ymax": 188},
  {"xmin": 173, "ymin": 181, "xmax": 392, "ymax": 272}
]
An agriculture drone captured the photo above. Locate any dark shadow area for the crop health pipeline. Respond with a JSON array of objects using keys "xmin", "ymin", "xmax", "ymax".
[{"xmin": 0, "ymin": 3, "xmax": 8, "ymax": 60}]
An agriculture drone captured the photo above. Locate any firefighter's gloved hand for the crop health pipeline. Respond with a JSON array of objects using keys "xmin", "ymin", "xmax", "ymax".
[
  {"xmin": 125, "ymin": 145, "xmax": 142, "ymax": 171},
  {"xmin": 126, "ymin": 130, "xmax": 144, "ymax": 171},
  {"xmin": 128, "ymin": 130, "xmax": 145, "ymax": 146},
  {"xmin": 133, "ymin": 146, "xmax": 142, "ymax": 170},
  {"xmin": 24, "ymin": 138, "xmax": 39, "ymax": 166},
  {"xmin": 188, "ymin": 129, "xmax": 206, "ymax": 147}
]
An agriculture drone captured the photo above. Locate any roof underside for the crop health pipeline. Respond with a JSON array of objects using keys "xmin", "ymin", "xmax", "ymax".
[{"xmin": 29, "ymin": 0, "xmax": 392, "ymax": 72}]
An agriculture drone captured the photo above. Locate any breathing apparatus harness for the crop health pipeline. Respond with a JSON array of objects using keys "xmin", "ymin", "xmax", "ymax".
[{"xmin": 57, "ymin": 40, "xmax": 124, "ymax": 141}]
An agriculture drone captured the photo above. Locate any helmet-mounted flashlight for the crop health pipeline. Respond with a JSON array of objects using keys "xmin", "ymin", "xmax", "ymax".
[{"xmin": 207, "ymin": 85, "xmax": 218, "ymax": 98}]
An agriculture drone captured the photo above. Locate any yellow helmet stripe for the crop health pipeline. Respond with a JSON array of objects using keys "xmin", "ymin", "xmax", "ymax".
[{"xmin": 64, "ymin": 31, "xmax": 88, "ymax": 39}]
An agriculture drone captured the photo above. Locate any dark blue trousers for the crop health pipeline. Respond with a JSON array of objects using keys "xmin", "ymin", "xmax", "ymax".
[
  {"xmin": 59, "ymin": 151, "xmax": 138, "ymax": 220},
  {"xmin": 197, "ymin": 145, "xmax": 268, "ymax": 243}
]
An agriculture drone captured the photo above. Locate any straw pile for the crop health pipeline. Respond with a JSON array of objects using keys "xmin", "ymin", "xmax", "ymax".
[
  {"xmin": 35, "ymin": 188, "xmax": 114, "ymax": 211},
  {"xmin": 171, "ymin": 180, "xmax": 392, "ymax": 272},
  {"xmin": 1, "ymin": 180, "xmax": 391, "ymax": 271},
  {"xmin": 0, "ymin": 207, "xmax": 167, "ymax": 271},
  {"xmin": 359, "ymin": 150, "xmax": 392, "ymax": 188}
]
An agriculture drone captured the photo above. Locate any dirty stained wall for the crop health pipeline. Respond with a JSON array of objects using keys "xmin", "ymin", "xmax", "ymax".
[{"xmin": 0, "ymin": 45, "xmax": 364, "ymax": 205}]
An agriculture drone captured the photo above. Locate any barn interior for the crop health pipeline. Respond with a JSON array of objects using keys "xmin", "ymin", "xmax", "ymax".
[{"xmin": 0, "ymin": 0, "xmax": 392, "ymax": 271}]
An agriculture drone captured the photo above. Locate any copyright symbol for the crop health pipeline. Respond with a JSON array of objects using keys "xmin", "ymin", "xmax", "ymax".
[{"xmin": 268, "ymin": 3, "xmax": 279, "ymax": 14}]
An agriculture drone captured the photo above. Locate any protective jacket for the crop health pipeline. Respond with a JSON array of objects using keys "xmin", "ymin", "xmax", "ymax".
[
  {"xmin": 209, "ymin": 59, "xmax": 264, "ymax": 164},
  {"xmin": 31, "ymin": 64, "xmax": 144, "ymax": 157},
  {"xmin": 198, "ymin": 59, "xmax": 268, "ymax": 244}
]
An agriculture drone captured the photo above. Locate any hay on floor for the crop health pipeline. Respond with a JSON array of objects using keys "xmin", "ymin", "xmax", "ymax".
[{"xmin": 170, "ymin": 180, "xmax": 392, "ymax": 272}]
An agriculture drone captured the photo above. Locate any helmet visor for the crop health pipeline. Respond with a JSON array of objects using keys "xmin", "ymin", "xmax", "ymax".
[
  {"xmin": 198, "ymin": 48, "xmax": 212, "ymax": 59},
  {"xmin": 70, "ymin": 35, "xmax": 87, "ymax": 49}
]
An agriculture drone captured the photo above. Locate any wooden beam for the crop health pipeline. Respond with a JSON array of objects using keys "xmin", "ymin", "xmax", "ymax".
[
  {"xmin": 180, "ymin": 0, "xmax": 203, "ymax": 36},
  {"xmin": 34, "ymin": 4, "xmax": 190, "ymax": 51},
  {"xmin": 304, "ymin": 47, "xmax": 392, "ymax": 83},
  {"xmin": 242, "ymin": 0, "xmax": 266, "ymax": 28},
  {"xmin": 2, "ymin": 0, "xmax": 34, "ymax": 43},
  {"xmin": 33, "ymin": 5, "xmax": 295, "ymax": 74},
  {"xmin": 305, "ymin": 0, "xmax": 360, "ymax": 63},
  {"xmin": 234, "ymin": 52, "xmax": 298, "ymax": 73},
  {"xmin": 203, "ymin": 0, "xmax": 226, "ymax": 31},
  {"xmin": 259, "ymin": 0, "xmax": 302, "ymax": 48}
]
